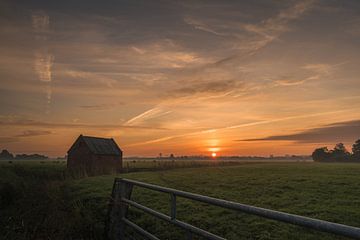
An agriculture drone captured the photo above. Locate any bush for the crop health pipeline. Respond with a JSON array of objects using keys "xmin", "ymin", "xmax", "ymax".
[{"xmin": 312, "ymin": 147, "xmax": 330, "ymax": 162}]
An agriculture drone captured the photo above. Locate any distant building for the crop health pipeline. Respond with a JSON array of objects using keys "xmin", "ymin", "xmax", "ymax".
[{"xmin": 67, "ymin": 135, "xmax": 123, "ymax": 175}]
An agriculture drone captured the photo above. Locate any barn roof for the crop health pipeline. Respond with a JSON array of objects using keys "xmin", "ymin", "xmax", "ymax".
[{"xmin": 68, "ymin": 135, "xmax": 122, "ymax": 156}]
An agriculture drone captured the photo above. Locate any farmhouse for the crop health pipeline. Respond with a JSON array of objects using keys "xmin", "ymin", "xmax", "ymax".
[{"xmin": 67, "ymin": 135, "xmax": 123, "ymax": 175}]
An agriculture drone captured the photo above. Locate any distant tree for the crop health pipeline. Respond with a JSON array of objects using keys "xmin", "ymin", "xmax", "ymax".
[
  {"xmin": 15, "ymin": 153, "xmax": 48, "ymax": 160},
  {"xmin": 330, "ymin": 143, "xmax": 350, "ymax": 161},
  {"xmin": 0, "ymin": 149, "xmax": 14, "ymax": 160},
  {"xmin": 312, "ymin": 147, "xmax": 330, "ymax": 162},
  {"xmin": 169, "ymin": 153, "xmax": 175, "ymax": 158},
  {"xmin": 352, "ymin": 139, "xmax": 360, "ymax": 161},
  {"xmin": 334, "ymin": 143, "xmax": 347, "ymax": 152}
]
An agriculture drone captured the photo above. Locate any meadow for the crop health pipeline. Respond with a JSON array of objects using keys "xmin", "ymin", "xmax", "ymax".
[{"xmin": 1, "ymin": 161, "xmax": 360, "ymax": 240}]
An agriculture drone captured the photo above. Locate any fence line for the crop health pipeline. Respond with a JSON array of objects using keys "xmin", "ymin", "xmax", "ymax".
[{"xmin": 107, "ymin": 178, "xmax": 360, "ymax": 240}]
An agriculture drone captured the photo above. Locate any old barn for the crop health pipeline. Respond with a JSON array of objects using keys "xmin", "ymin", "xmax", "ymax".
[{"xmin": 67, "ymin": 135, "xmax": 123, "ymax": 175}]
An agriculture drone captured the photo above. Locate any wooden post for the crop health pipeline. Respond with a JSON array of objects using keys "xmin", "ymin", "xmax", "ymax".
[
  {"xmin": 106, "ymin": 178, "xmax": 133, "ymax": 240},
  {"xmin": 170, "ymin": 193, "xmax": 176, "ymax": 220}
]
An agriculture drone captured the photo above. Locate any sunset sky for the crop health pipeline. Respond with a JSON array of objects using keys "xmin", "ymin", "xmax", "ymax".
[{"xmin": 1, "ymin": 0, "xmax": 360, "ymax": 157}]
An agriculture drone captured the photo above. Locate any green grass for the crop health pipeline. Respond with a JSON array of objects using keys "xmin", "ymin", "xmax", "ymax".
[
  {"xmin": 122, "ymin": 159, "xmax": 258, "ymax": 172},
  {"xmin": 1, "ymin": 162, "xmax": 360, "ymax": 239}
]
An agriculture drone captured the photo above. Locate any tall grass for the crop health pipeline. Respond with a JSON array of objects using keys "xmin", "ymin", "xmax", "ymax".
[{"xmin": 0, "ymin": 163, "xmax": 105, "ymax": 239}]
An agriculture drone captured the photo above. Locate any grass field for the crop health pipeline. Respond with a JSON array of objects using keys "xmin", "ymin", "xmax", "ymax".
[{"xmin": 1, "ymin": 161, "xmax": 360, "ymax": 239}]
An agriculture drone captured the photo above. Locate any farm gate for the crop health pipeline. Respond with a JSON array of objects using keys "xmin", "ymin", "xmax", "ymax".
[{"xmin": 107, "ymin": 178, "xmax": 360, "ymax": 240}]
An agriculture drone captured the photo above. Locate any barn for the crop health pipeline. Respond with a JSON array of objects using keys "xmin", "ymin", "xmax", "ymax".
[{"xmin": 67, "ymin": 135, "xmax": 123, "ymax": 175}]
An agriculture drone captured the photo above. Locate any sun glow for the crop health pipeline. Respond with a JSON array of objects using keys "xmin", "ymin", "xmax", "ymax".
[
  {"xmin": 209, "ymin": 147, "xmax": 220, "ymax": 152},
  {"xmin": 211, "ymin": 152, "xmax": 217, "ymax": 158}
]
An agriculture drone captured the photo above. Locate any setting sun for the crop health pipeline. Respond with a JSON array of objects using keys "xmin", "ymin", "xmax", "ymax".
[{"xmin": 211, "ymin": 152, "xmax": 217, "ymax": 158}]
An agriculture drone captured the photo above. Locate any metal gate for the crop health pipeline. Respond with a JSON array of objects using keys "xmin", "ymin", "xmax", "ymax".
[{"xmin": 107, "ymin": 178, "xmax": 360, "ymax": 239}]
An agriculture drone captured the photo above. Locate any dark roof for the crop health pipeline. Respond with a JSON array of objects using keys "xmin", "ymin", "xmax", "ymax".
[{"xmin": 68, "ymin": 135, "xmax": 122, "ymax": 156}]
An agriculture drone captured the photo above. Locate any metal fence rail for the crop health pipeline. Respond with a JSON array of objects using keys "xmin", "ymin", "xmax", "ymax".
[{"xmin": 107, "ymin": 178, "xmax": 360, "ymax": 240}]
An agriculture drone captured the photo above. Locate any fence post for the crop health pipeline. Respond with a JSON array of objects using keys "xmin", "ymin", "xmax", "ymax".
[
  {"xmin": 186, "ymin": 230, "xmax": 193, "ymax": 240},
  {"xmin": 107, "ymin": 178, "xmax": 133, "ymax": 240},
  {"xmin": 170, "ymin": 193, "xmax": 176, "ymax": 220}
]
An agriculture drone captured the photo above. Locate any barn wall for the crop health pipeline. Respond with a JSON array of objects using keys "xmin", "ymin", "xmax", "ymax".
[
  {"xmin": 67, "ymin": 137, "xmax": 123, "ymax": 176},
  {"xmin": 67, "ymin": 139, "xmax": 93, "ymax": 175},
  {"xmin": 92, "ymin": 155, "xmax": 123, "ymax": 175}
]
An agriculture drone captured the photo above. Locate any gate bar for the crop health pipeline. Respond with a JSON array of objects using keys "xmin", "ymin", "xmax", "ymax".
[
  {"xmin": 122, "ymin": 198, "xmax": 226, "ymax": 240},
  {"xmin": 122, "ymin": 218, "xmax": 159, "ymax": 240}
]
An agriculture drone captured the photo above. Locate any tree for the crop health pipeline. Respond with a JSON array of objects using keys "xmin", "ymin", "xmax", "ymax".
[
  {"xmin": 330, "ymin": 143, "xmax": 350, "ymax": 161},
  {"xmin": 352, "ymin": 139, "xmax": 360, "ymax": 161},
  {"xmin": 0, "ymin": 149, "xmax": 14, "ymax": 160},
  {"xmin": 312, "ymin": 147, "xmax": 330, "ymax": 162}
]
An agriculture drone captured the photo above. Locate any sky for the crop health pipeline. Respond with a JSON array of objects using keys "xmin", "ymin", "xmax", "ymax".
[{"xmin": 0, "ymin": 0, "xmax": 360, "ymax": 157}]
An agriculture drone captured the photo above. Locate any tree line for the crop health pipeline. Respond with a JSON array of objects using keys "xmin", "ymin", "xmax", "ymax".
[
  {"xmin": 312, "ymin": 139, "xmax": 360, "ymax": 162},
  {"xmin": 0, "ymin": 149, "xmax": 48, "ymax": 160}
]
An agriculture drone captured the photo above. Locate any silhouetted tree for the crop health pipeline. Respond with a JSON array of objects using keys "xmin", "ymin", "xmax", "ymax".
[
  {"xmin": 312, "ymin": 140, "xmax": 360, "ymax": 162},
  {"xmin": 312, "ymin": 147, "xmax": 330, "ymax": 162},
  {"xmin": 0, "ymin": 149, "xmax": 13, "ymax": 160},
  {"xmin": 330, "ymin": 143, "xmax": 350, "ymax": 161},
  {"xmin": 352, "ymin": 139, "xmax": 360, "ymax": 161}
]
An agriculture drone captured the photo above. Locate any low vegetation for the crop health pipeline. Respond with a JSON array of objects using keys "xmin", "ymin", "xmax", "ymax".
[{"xmin": 1, "ymin": 161, "xmax": 360, "ymax": 239}]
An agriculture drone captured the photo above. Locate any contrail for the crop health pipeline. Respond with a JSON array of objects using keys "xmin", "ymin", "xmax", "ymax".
[
  {"xmin": 124, "ymin": 107, "xmax": 171, "ymax": 126},
  {"xmin": 32, "ymin": 10, "xmax": 53, "ymax": 112}
]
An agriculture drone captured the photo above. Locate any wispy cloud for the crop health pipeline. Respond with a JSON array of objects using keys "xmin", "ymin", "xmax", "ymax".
[
  {"xmin": 273, "ymin": 74, "xmax": 318, "ymax": 86},
  {"xmin": 274, "ymin": 78, "xmax": 308, "ymax": 86},
  {"xmin": 238, "ymin": 120, "xmax": 360, "ymax": 143},
  {"xmin": 169, "ymin": 80, "xmax": 242, "ymax": 98},
  {"xmin": 127, "ymin": 39, "xmax": 210, "ymax": 69},
  {"xmin": 0, "ymin": 137, "xmax": 19, "ymax": 143},
  {"xmin": 240, "ymin": 0, "xmax": 316, "ymax": 51},
  {"xmin": 15, "ymin": 130, "xmax": 52, "ymax": 137},
  {"xmin": 79, "ymin": 102, "xmax": 124, "ymax": 111},
  {"xmin": 131, "ymin": 46, "xmax": 146, "ymax": 54},
  {"xmin": 303, "ymin": 63, "xmax": 333, "ymax": 74},
  {"xmin": 273, "ymin": 62, "xmax": 344, "ymax": 86},
  {"xmin": 124, "ymin": 107, "xmax": 172, "ymax": 126},
  {"xmin": 177, "ymin": 0, "xmax": 318, "ymax": 96},
  {"xmin": 184, "ymin": 17, "xmax": 225, "ymax": 36},
  {"xmin": 184, "ymin": 0, "xmax": 317, "ymax": 57},
  {"xmin": 0, "ymin": 116, "xmax": 168, "ymax": 130},
  {"xmin": 0, "ymin": 130, "xmax": 53, "ymax": 144},
  {"xmin": 64, "ymin": 70, "xmax": 117, "ymax": 88}
]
